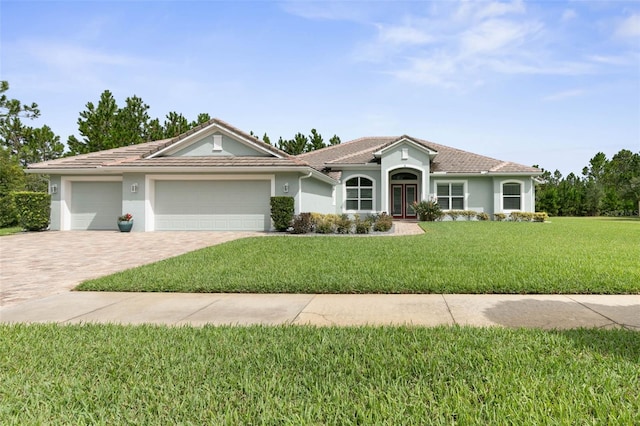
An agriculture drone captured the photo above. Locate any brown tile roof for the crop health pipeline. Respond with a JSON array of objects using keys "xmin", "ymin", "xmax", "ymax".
[{"xmin": 299, "ymin": 136, "xmax": 540, "ymax": 174}]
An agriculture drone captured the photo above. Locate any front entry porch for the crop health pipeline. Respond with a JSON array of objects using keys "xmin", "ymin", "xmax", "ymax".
[{"xmin": 390, "ymin": 171, "xmax": 420, "ymax": 219}]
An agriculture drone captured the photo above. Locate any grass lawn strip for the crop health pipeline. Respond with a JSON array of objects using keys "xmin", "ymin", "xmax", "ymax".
[
  {"xmin": 1, "ymin": 324, "xmax": 638, "ymax": 424},
  {"xmin": 78, "ymin": 217, "xmax": 640, "ymax": 294}
]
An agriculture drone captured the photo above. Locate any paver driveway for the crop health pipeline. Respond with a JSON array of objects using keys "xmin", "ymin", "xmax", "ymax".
[{"xmin": 0, "ymin": 231, "xmax": 260, "ymax": 308}]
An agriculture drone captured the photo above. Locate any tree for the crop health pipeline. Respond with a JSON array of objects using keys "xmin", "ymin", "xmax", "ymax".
[
  {"xmin": 21, "ymin": 125, "xmax": 64, "ymax": 165},
  {"xmin": 329, "ymin": 134, "xmax": 341, "ymax": 146},
  {"xmin": 308, "ymin": 129, "xmax": 325, "ymax": 151},
  {"xmin": 163, "ymin": 111, "xmax": 190, "ymax": 138},
  {"xmin": 191, "ymin": 113, "xmax": 211, "ymax": 127},
  {"xmin": 582, "ymin": 152, "xmax": 607, "ymax": 215},
  {"xmin": 115, "ymin": 95, "xmax": 151, "ymax": 146},
  {"xmin": 67, "ymin": 90, "xmax": 119, "ymax": 155},
  {"xmin": 262, "ymin": 133, "xmax": 271, "ymax": 145},
  {"xmin": 0, "ymin": 81, "xmax": 42, "ymax": 162},
  {"xmin": 278, "ymin": 132, "xmax": 309, "ymax": 155}
]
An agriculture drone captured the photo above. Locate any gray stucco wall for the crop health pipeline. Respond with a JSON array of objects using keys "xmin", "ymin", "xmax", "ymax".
[
  {"xmin": 172, "ymin": 133, "xmax": 270, "ymax": 157},
  {"xmin": 122, "ymin": 173, "xmax": 147, "ymax": 232},
  {"xmin": 300, "ymin": 176, "xmax": 334, "ymax": 214},
  {"xmin": 48, "ymin": 175, "xmax": 62, "ymax": 231}
]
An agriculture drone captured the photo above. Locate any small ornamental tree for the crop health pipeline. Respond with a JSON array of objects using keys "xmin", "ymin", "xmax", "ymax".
[
  {"xmin": 413, "ymin": 200, "xmax": 443, "ymax": 221},
  {"xmin": 270, "ymin": 196, "xmax": 294, "ymax": 231}
]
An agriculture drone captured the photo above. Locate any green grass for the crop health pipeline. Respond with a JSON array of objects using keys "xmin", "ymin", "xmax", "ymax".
[
  {"xmin": 78, "ymin": 217, "xmax": 640, "ymax": 294},
  {"xmin": 1, "ymin": 324, "xmax": 638, "ymax": 424},
  {"xmin": 0, "ymin": 226, "xmax": 22, "ymax": 236}
]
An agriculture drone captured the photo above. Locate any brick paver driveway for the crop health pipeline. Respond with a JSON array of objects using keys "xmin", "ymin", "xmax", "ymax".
[{"xmin": 0, "ymin": 231, "xmax": 260, "ymax": 308}]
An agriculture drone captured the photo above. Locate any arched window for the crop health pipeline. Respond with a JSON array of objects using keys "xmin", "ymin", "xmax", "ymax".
[
  {"xmin": 345, "ymin": 177, "xmax": 373, "ymax": 211},
  {"xmin": 503, "ymin": 182, "xmax": 522, "ymax": 210}
]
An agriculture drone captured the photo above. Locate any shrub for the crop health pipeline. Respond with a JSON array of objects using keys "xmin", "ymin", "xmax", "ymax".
[
  {"xmin": 534, "ymin": 212, "xmax": 549, "ymax": 222},
  {"xmin": 270, "ymin": 196, "xmax": 294, "ymax": 231},
  {"xmin": 461, "ymin": 210, "xmax": 477, "ymax": 221},
  {"xmin": 476, "ymin": 212, "xmax": 490, "ymax": 221},
  {"xmin": 510, "ymin": 212, "xmax": 535, "ymax": 222},
  {"xmin": 494, "ymin": 213, "xmax": 507, "ymax": 221},
  {"xmin": 336, "ymin": 214, "xmax": 352, "ymax": 234},
  {"xmin": 354, "ymin": 214, "xmax": 372, "ymax": 234},
  {"xmin": 313, "ymin": 213, "xmax": 338, "ymax": 234},
  {"xmin": 290, "ymin": 212, "xmax": 313, "ymax": 234},
  {"xmin": 13, "ymin": 191, "xmax": 50, "ymax": 231},
  {"xmin": 373, "ymin": 213, "xmax": 393, "ymax": 232},
  {"xmin": 447, "ymin": 210, "xmax": 462, "ymax": 221},
  {"xmin": 0, "ymin": 193, "xmax": 19, "ymax": 228},
  {"xmin": 412, "ymin": 200, "xmax": 443, "ymax": 221}
]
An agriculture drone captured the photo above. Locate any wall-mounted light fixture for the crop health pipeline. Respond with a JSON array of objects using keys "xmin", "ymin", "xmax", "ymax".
[
  {"xmin": 283, "ymin": 183, "xmax": 289, "ymax": 193},
  {"xmin": 131, "ymin": 183, "xmax": 139, "ymax": 193},
  {"xmin": 50, "ymin": 184, "xmax": 58, "ymax": 194}
]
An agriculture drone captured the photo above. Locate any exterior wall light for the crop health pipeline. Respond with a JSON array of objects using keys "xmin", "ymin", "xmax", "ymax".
[
  {"xmin": 283, "ymin": 183, "xmax": 289, "ymax": 193},
  {"xmin": 50, "ymin": 184, "xmax": 58, "ymax": 194},
  {"xmin": 131, "ymin": 183, "xmax": 138, "ymax": 193}
]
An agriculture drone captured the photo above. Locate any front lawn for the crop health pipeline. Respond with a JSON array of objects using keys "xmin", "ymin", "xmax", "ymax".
[
  {"xmin": 1, "ymin": 324, "xmax": 638, "ymax": 424},
  {"xmin": 78, "ymin": 217, "xmax": 640, "ymax": 294},
  {"xmin": 0, "ymin": 226, "xmax": 22, "ymax": 236}
]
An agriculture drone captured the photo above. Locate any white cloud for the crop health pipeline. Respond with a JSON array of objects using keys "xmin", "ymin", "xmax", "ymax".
[
  {"xmin": 460, "ymin": 19, "xmax": 542, "ymax": 54},
  {"xmin": 561, "ymin": 9, "xmax": 577, "ymax": 23},
  {"xmin": 542, "ymin": 89, "xmax": 585, "ymax": 102},
  {"xmin": 615, "ymin": 13, "xmax": 640, "ymax": 38},
  {"xmin": 377, "ymin": 24, "xmax": 432, "ymax": 45}
]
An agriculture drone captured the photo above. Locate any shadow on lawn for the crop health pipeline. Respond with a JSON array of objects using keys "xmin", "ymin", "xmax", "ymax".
[{"xmin": 484, "ymin": 299, "xmax": 640, "ymax": 361}]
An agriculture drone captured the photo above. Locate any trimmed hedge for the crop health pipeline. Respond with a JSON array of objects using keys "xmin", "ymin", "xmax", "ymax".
[
  {"xmin": 270, "ymin": 196, "xmax": 294, "ymax": 231},
  {"xmin": 13, "ymin": 191, "xmax": 51, "ymax": 231},
  {"xmin": 0, "ymin": 193, "xmax": 19, "ymax": 228}
]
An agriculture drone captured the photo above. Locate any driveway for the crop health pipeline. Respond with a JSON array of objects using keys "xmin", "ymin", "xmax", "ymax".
[{"xmin": 0, "ymin": 231, "xmax": 260, "ymax": 308}]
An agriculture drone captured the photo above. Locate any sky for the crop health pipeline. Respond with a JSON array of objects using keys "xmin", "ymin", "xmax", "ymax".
[{"xmin": 1, "ymin": 0, "xmax": 639, "ymax": 175}]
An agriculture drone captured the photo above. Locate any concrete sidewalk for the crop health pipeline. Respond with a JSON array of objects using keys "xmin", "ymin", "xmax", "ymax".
[{"xmin": 1, "ymin": 292, "xmax": 638, "ymax": 330}]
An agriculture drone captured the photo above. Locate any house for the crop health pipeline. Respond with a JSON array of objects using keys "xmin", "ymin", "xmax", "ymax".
[{"xmin": 27, "ymin": 118, "xmax": 541, "ymax": 231}]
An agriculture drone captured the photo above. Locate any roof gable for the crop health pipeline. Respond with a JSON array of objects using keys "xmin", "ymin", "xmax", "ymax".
[{"xmin": 150, "ymin": 119, "xmax": 285, "ymax": 159}]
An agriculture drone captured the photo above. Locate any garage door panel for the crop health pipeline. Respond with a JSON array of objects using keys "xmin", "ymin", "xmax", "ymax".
[
  {"xmin": 154, "ymin": 180, "xmax": 270, "ymax": 231},
  {"xmin": 71, "ymin": 182, "xmax": 122, "ymax": 230}
]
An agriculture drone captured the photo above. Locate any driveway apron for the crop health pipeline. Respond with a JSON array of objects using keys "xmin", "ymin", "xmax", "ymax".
[{"xmin": 0, "ymin": 231, "xmax": 260, "ymax": 308}]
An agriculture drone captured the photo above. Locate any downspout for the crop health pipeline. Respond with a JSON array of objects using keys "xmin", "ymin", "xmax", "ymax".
[{"xmin": 298, "ymin": 171, "xmax": 313, "ymax": 214}]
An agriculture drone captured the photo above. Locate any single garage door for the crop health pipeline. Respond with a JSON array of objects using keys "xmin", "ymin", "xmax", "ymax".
[
  {"xmin": 154, "ymin": 180, "xmax": 271, "ymax": 231},
  {"xmin": 70, "ymin": 181, "xmax": 122, "ymax": 230}
]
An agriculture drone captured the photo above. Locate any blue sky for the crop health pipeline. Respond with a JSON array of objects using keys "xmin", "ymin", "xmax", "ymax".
[{"xmin": 2, "ymin": 0, "xmax": 639, "ymax": 175}]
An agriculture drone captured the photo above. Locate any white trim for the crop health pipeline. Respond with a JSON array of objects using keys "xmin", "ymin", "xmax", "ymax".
[
  {"xmin": 343, "ymin": 174, "xmax": 376, "ymax": 213},
  {"xmin": 145, "ymin": 174, "xmax": 275, "ymax": 231},
  {"xmin": 60, "ymin": 176, "xmax": 122, "ymax": 231},
  {"xmin": 500, "ymin": 180, "xmax": 525, "ymax": 213},
  {"xmin": 386, "ymin": 165, "xmax": 426, "ymax": 212},
  {"xmin": 374, "ymin": 138, "xmax": 438, "ymax": 157},
  {"xmin": 433, "ymin": 180, "xmax": 468, "ymax": 210}
]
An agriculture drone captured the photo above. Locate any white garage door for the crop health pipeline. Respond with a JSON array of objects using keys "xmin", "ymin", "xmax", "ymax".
[
  {"xmin": 154, "ymin": 180, "xmax": 271, "ymax": 231},
  {"xmin": 70, "ymin": 181, "xmax": 122, "ymax": 230}
]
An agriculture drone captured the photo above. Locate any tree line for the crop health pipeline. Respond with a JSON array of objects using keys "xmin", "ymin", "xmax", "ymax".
[{"xmin": 535, "ymin": 150, "xmax": 640, "ymax": 216}]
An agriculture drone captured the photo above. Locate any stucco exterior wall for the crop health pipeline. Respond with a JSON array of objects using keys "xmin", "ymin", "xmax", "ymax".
[
  {"xmin": 48, "ymin": 175, "xmax": 62, "ymax": 231},
  {"xmin": 299, "ymin": 176, "xmax": 335, "ymax": 214},
  {"xmin": 172, "ymin": 133, "xmax": 270, "ymax": 157}
]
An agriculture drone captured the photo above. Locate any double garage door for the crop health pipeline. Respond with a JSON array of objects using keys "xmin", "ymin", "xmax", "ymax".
[
  {"xmin": 154, "ymin": 180, "xmax": 271, "ymax": 231},
  {"xmin": 69, "ymin": 180, "xmax": 271, "ymax": 231}
]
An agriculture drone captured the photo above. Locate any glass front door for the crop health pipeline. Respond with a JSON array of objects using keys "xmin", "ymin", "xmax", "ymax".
[{"xmin": 391, "ymin": 184, "xmax": 418, "ymax": 219}]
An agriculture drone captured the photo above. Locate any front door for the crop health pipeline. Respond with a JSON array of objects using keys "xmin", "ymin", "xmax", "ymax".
[{"xmin": 391, "ymin": 184, "xmax": 417, "ymax": 219}]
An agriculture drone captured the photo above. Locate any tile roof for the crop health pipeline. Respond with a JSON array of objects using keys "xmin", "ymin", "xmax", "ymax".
[
  {"xmin": 299, "ymin": 136, "xmax": 540, "ymax": 174},
  {"xmin": 27, "ymin": 119, "xmax": 539, "ymax": 176}
]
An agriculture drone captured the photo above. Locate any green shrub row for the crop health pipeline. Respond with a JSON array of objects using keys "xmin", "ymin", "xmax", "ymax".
[
  {"xmin": 0, "ymin": 193, "xmax": 19, "ymax": 228},
  {"xmin": 291, "ymin": 212, "xmax": 393, "ymax": 234},
  {"xmin": 494, "ymin": 212, "xmax": 548, "ymax": 222}
]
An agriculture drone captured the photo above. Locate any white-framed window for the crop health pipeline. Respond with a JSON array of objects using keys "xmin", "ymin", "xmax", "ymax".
[
  {"xmin": 345, "ymin": 176, "xmax": 374, "ymax": 211},
  {"xmin": 502, "ymin": 182, "xmax": 522, "ymax": 210},
  {"xmin": 436, "ymin": 182, "xmax": 465, "ymax": 210}
]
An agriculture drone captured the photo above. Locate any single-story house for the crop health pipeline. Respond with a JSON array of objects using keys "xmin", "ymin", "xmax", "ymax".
[{"xmin": 27, "ymin": 118, "xmax": 541, "ymax": 231}]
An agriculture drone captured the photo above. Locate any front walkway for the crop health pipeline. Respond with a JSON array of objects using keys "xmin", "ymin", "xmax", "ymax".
[{"xmin": 1, "ymin": 292, "xmax": 638, "ymax": 330}]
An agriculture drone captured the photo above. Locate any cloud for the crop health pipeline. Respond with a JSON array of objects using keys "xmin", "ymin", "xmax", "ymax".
[
  {"xmin": 377, "ymin": 24, "xmax": 432, "ymax": 45},
  {"xmin": 460, "ymin": 19, "xmax": 542, "ymax": 54},
  {"xmin": 561, "ymin": 9, "xmax": 577, "ymax": 23},
  {"xmin": 542, "ymin": 89, "xmax": 586, "ymax": 102},
  {"xmin": 615, "ymin": 13, "xmax": 640, "ymax": 38}
]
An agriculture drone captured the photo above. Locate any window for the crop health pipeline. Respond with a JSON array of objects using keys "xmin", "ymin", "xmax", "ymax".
[
  {"xmin": 503, "ymin": 183, "xmax": 521, "ymax": 210},
  {"xmin": 436, "ymin": 183, "xmax": 464, "ymax": 210},
  {"xmin": 345, "ymin": 177, "xmax": 373, "ymax": 211}
]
